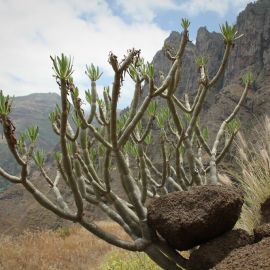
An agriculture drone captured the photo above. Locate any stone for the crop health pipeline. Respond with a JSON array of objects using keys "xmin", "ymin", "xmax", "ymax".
[
  {"xmin": 212, "ymin": 237, "xmax": 270, "ymax": 270},
  {"xmin": 147, "ymin": 185, "xmax": 243, "ymax": 250},
  {"xmin": 187, "ymin": 229, "xmax": 253, "ymax": 270}
]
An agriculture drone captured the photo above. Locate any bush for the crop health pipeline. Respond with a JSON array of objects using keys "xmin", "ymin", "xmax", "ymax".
[
  {"xmin": 99, "ymin": 250, "xmax": 161, "ymax": 270},
  {"xmin": 56, "ymin": 226, "xmax": 73, "ymax": 238}
]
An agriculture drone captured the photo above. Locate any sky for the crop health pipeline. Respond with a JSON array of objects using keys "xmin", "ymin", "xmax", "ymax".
[{"xmin": 0, "ymin": 0, "xmax": 253, "ymax": 109}]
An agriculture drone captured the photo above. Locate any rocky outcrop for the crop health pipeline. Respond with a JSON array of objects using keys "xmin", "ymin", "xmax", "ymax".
[
  {"xmin": 212, "ymin": 237, "xmax": 270, "ymax": 270},
  {"xmin": 147, "ymin": 185, "xmax": 243, "ymax": 251},
  {"xmin": 141, "ymin": 27, "xmax": 224, "ymax": 103},
  {"xmin": 187, "ymin": 229, "xmax": 253, "ymax": 270},
  {"xmin": 224, "ymin": 0, "xmax": 270, "ymax": 85},
  {"xmin": 208, "ymin": 0, "xmax": 270, "ymax": 134},
  {"xmin": 140, "ymin": 0, "xmax": 270, "ymax": 136}
]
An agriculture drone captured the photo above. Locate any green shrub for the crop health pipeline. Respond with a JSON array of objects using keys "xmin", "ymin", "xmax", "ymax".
[
  {"xmin": 56, "ymin": 226, "xmax": 72, "ymax": 238},
  {"xmin": 99, "ymin": 250, "xmax": 161, "ymax": 270}
]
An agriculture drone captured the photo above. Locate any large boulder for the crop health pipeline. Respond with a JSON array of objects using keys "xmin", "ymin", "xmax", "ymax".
[
  {"xmin": 212, "ymin": 237, "xmax": 270, "ymax": 270},
  {"xmin": 147, "ymin": 185, "xmax": 243, "ymax": 250},
  {"xmin": 187, "ymin": 229, "xmax": 253, "ymax": 270}
]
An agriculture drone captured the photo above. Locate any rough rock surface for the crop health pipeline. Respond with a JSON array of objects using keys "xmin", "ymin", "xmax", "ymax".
[
  {"xmin": 187, "ymin": 229, "xmax": 253, "ymax": 270},
  {"xmin": 206, "ymin": 0, "xmax": 270, "ymax": 137},
  {"xmin": 254, "ymin": 223, "xmax": 270, "ymax": 242},
  {"xmin": 212, "ymin": 237, "xmax": 270, "ymax": 270},
  {"xmin": 147, "ymin": 185, "xmax": 243, "ymax": 250},
  {"xmin": 224, "ymin": 0, "xmax": 270, "ymax": 85},
  {"xmin": 140, "ymin": 0, "xmax": 270, "ymax": 139},
  {"xmin": 261, "ymin": 197, "xmax": 270, "ymax": 224}
]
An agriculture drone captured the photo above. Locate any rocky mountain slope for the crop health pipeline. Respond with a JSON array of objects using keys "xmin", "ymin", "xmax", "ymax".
[
  {"xmin": 0, "ymin": 93, "xmax": 60, "ymax": 191},
  {"xmin": 141, "ymin": 0, "xmax": 270, "ymax": 134}
]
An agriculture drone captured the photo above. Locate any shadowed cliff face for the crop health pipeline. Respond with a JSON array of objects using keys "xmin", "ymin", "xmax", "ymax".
[
  {"xmin": 207, "ymin": 0, "xmax": 270, "ymax": 131},
  {"xmin": 141, "ymin": 27, "xmax": 224, "ymax": 99},
  {"xmin": 225, "ymin": 0, "xmax": 270, "ymax": 85}
]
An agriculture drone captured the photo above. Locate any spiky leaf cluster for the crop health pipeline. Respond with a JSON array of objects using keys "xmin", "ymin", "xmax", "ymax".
[
  {"xmin": 33, "ymin": 149, "xmax": 45, "ymax": 168},
  {"xmin": 139, "ymin": 61, "xmax": 154, "ymax": 80},
  {"xmin": 128, "ymin": 65, "xmax": 138, "ymax": 81},
  {"xmin": 117, "ymin": 113, "xmax": 128, "ymax": 130},
  {"xmin": 202, "ymin": 127, "xmax": 209, "ymax": 141},
  {"xmin": 49, "ymin": 104, "xmax": 61, "ymax": 123},
  {"xmin": 54, "ymin": 151, "xmax": 62, "ymax": 162},
  {"xmin": 156, "ymin": 107, "xmax": 170, "ymax": 129},
  {"xmin": 86, "ymin": 64, "xmax": 103, "ymax": 81},
  {"xmin": 220, "ymin": 22, "xmax": 237, "ymax": 43},
  {"xmin": 181, "ymin": 18, "xmax": 190, "ymax": 30},
  {"xmin": 26, "ymin": 126, "xmax": 39, "ymax": 143},
  {"xmin": 85, "ymin": 89, "xmax": 92, "ymax": 104},
  {"xmin": 51, "ymin": 53, "xmax": 73, "ymax": 80},
  {"xmin": 125, "ymin": 142, "xmax": 138, "ymax": 158},
  {"xmin": 72, "ymin": 112, "xmax": 82, "ymax": 128},
  {"xmin": 196, "ymin": 56, "xmax": 208, "ymax": 67},
  {"xmin": 243, "ymin": 71, "xmax": 254, "ymax": 85},
  {"xmin": 147, "ymin": 101, "xmax": 157, "ymax": 117},
  {"xmin": 0, "ymin": 91, "xmax": 13, "ymax": 116},
  {"xmin": 17, "ymin": 133, "xmax": 26, "ymax": 154},
  {"xmin": 226, "ymin": 119, "xmax": 241, "ymax": 133},
  {"xmin": 144, "ymin": 131, "xmax": 152, "ymax": 145}
]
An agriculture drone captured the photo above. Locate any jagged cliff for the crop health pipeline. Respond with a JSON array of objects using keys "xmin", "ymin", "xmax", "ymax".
[{"xmin": 142, "ymin": 0, "xmax": 270, "ymax": 133}]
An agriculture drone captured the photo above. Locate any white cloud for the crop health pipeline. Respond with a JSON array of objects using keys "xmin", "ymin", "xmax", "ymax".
[
  {"xmin": 116, "ymin": 0, "xmax": 252, "ymax": 19},
  {"xmin": 0, "ymin": 0, "xmax": 169, "ymax": 108},
  {"xmin": 115, "ymin": 0, "xmax": 179, "ymax": 22},
  {"xmin": 176, "ymin": 0, "xmax": 252, "ymax": 17}
]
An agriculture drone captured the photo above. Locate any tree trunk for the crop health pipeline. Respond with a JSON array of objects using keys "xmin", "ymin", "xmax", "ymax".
[{"xmin": 145, "ymin": 244, "xmax": 187, "ymax": 270}]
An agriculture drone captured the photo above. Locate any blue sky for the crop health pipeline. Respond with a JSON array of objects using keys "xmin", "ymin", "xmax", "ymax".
[{"xmin": 0, "ymin": 0, "xmax": 252, "ymax": 109}]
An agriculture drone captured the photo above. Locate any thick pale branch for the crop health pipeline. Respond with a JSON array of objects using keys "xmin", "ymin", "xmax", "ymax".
[
  {"xmin": 22, "ymin": 179, "xmax": 76, "ymax": 220},
  {"xmin": 118, "ymin": 95, "xmax": 152, "ymax": 147},
  {"xmin": 208, "ymin": 43, "xmax": 232, "ymax": 88},
  {"xmin": 80, "ymin": 218, "xmax": 148, "ymax": 251},
  {"xmin": 0, "ymin": 167, "xmax": 21, "ymax": 183},
  {"xmin": 60, "ymin": 78, "xmax": 84, "ymax": 219}
]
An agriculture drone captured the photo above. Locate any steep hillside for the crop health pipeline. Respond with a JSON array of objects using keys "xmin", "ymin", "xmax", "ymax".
[
  {"xmin": 10, "ymin": 93, "xmax": 61, "ymax": 148},
  {"xmin": 0, "ymin": 93, "xmax": 60, "ymax": 191}
]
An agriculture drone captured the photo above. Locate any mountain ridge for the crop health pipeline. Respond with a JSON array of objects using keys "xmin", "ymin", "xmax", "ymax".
[
  {"xmin": 139, "ymin": 0, "xmax": 270, "ymax": 135},
  {"xmin": 0, "ymin": 92, "xmax": 61, "ymax": 191}
]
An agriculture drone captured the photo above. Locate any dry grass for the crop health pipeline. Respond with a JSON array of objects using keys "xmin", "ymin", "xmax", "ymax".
[
  {"xmin": 4, "ymin": 117, "xmax": 270, "ymax": 269},
  {"xmin": 0, "ymin": 221, "xmax": 130, "ymax": 270},
  {"xmin": 236, "ymin": 116, "xmax": 270, "ymax": 232}
]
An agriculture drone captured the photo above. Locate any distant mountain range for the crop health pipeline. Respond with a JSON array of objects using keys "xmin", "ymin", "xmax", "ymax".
[{"xmin": 0, "ymin": 93, "xmax": 61, "ymax": 191}]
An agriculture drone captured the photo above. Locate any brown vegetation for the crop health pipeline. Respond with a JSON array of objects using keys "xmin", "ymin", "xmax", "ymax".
[{"xmin": 0, "ymin": 222, "xmax": 129, "ymax": 270}]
